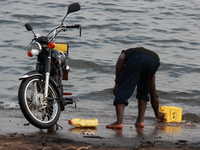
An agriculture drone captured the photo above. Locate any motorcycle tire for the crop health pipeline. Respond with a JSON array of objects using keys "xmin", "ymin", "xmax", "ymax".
[{"xmin": 18, "ymin": 76, "xmax": 61, "ymax": 129}]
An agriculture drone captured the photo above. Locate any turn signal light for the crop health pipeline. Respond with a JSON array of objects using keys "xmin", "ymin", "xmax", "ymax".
[
  {"xmin": 27, "ymin": 50, "xmax": 33, "ymax": 57},
  {"xmin": 48, "ymin": 42, "xmax": 55, "ymax": 49}
]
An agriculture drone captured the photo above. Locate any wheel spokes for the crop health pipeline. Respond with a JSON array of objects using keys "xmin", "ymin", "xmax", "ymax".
[{"xmin": 25, "ymin": 79, "xmax": 58, "ymax": 123}]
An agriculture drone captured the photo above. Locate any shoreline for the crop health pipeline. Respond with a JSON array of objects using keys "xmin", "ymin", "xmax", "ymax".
[{"xmin": 0, "ymin": 109, "xmax": 200, "ymax": 149}]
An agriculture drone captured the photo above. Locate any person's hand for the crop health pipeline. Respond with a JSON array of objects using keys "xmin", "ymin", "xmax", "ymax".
[
  {"xmin": 113, "ymin": 84, "xmax": 118, "ymax": 96},
  {"xmin": 156, "ymin": 112, "xmax": 166, "ymax": 122}
]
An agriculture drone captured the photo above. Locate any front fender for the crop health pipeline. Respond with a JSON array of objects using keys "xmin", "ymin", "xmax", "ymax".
[
  {"xmin": 19, "ymin": 70, "xmax": 43, "ymax": 80},
  {"xmin": 19, "ymin": 71, "xmax": 61, "ymax": 96}
]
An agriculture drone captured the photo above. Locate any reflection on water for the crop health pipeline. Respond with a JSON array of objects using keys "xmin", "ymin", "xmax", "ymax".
[
  {"xmin": 69, "ymin": 127, "xmax": 98, "ymax": 134},
  {"xmin": 161, "ymin": 126, "xmax": 181, "ymax": 134},
  {"xmin": 107, "ymin": 125, "xmax": 182, "ymax": 139}
]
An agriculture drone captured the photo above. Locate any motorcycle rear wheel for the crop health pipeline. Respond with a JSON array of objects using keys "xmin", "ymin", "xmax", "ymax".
[{"xmin": 18, "ymin": 76, "xmax": 61, "ymax": 129}]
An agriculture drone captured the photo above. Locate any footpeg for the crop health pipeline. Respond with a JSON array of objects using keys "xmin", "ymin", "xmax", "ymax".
[{"xmin": 63, "ymin": 97, "xmax": 73, "ymax": 105}]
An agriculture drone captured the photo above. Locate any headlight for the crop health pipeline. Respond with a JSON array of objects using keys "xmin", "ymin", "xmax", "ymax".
[{"xmin": 30, "ymin": 42, "xmax": 42, "ymax": 56}]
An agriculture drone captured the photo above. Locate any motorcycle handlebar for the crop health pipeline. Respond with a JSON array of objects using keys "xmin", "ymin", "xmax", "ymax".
[
  {"xmin": 66, "ymin": 24, "xmax": 81, "ymax": 37},
  {"xmin": 66, "ymin": 24, "xmax": 80, "ymax": 28}
]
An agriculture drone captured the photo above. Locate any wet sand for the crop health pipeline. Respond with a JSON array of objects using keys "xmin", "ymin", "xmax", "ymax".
[{"xmin": 0, "ymin": 109, "xmax": 200, "ymax": 150}]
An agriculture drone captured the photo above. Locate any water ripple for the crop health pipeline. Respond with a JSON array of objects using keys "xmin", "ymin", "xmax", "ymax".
[{"xmin": 1, "ymin": 0, "xmax": 200, "ymax": 123}]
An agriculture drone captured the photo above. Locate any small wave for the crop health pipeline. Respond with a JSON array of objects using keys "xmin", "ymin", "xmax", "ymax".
[
  {"xmin": 97, "ymin": 2, "xmax": 116, "ymax": 6},
  {"xmin": 0, "ymin": 101, "xmax": 19, "ymax": 110},
  {"xmin": 0, "ymin": 66, "xmax": 11, "ymax": 72},
  {"xmin": 157, "ymin": 90, "xmax": 200, "ymax": 111},
  {"xmin": 159, "ymin": 62, "xmax": 200, "ymax": 73},
  {"xmin": 84, "ymin": 23, "xmax": 119, "ymax": 30},
  {"xmin": 177, "ymin": 46, "xmax": 199, "ymax": 50},
  {"xmin": 188, "ymin": 42, "xmax": 199, "ymax": 45},
  {"xmin": 104, "ymin": 8, "xmax": 145, "ymax": 13},
  {"xmin": 76, "ymin": 88, "xmax": 113, "ymax": 102},
  {"xmin": 43, "ymin": 3, "xmax": 68, "ymax": 8},
  {"xmin": 183, "ymin": 113, "xmax": 200, "ymax": 123},
  {"xmin": 151, "ymin": 39, "xmax": 185, "ymax": 43},
  {"xmin": 152, "ymin": 29, "xmax": 168, "ymax": 33},
  {"xmin": 12, "ymin": 14, "xmax": 52, "ymax": 20},
  {"xmin": 160, "ymin": 12, "xmax": 174, "ymax": 16},
  {"xmin": 0, "ymin": 19, "xmax": 18, "ymax": 24},
  {"xmin": 171, "ymin": 28, "xmax": 189, "ymax": 31},
  {"xmin": 69, "ymin": 58, "xmax": 114, "ymax": 74}
]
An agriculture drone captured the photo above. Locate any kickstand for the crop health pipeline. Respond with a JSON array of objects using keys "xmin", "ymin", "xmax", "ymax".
[
  {"xmin": 55, "ymin": 123, "xmax": 63, "ymax": 130},
  {"xmin": 74, "ymin": 100, "xmax": 77, "ymax": 109}
]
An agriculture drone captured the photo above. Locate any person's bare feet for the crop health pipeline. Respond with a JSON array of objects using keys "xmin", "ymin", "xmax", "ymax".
[
  {"xmin": 106, "ymin": 122, "xmax": 124, "ymax": 129},
  {"xmin": 135, "ymin": 122, "xmax": 144, "ymax": 128}
]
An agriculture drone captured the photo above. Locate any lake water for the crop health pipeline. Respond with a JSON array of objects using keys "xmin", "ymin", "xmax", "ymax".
[{"xmin": 1, "ymin": 0, "xmax": 200, "ymax": 126}]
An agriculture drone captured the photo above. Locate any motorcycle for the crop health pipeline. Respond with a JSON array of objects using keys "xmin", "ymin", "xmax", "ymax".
[{"xmin": 18, "ymin": 3, "xmax": 81, "ymax": 129}]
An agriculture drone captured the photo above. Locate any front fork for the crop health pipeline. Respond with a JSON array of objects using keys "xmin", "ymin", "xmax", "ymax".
[
  {"xmin": 44, "ymin": 50, "xmax": 51, "ymax": 98},
  {"xmin": 41, "ymin": 49, "xmax": 75, "ymax": 109}
]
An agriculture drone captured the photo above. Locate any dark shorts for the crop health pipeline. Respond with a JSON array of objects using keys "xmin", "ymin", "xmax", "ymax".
[{"xmin": 113, "ymin": 53, "xmax": 160, "ymax": 106}]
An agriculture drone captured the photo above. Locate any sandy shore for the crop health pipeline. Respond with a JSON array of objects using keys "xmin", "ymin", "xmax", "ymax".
[
  {"xmin": 0, "ymin": 134, "xmax": 198, "ymax": 150},
  {"xmin": 0, "ymin": 109, "xmax": 200, "ymax": 150}
]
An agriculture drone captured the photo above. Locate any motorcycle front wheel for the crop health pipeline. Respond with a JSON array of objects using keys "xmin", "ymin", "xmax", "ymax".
[{"xmin": 18, "ymin": 76, "xmax": 61, "ymax": 129}]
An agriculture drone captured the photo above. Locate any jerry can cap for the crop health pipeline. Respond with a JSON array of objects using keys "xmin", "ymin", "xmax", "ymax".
[
  {"xmin": 160, "ymin": 106, "xmax": 164, "ymax": 111},
  {"xmin": 68, "ymin": 120, "xmax": 72, "ymax": 125}
]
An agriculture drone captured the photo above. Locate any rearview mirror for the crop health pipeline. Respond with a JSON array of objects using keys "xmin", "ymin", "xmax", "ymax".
[
  {"xmin": 61, "ymin": 3, "xmax": 81, "ymax": 26},
  {"xmin": 25, "ymin": 23, "xmax": 33, "ymax": 31},
  {"xmin": 67, "ymin": 3, "xmax": 81, "ymax": 15}
]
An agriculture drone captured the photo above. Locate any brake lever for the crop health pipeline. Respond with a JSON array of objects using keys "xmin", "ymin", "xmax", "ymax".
[
  {"xmin": 62, "ymin": 26, "xmax": 67, "ymax": 31},
  {"xmin": 62, "ymin": 24, "xmax": 81, "ymax": 37},
  {"xmin": 79, "ymin": 25, "xmax": 81, "ymax": 37},
  {"xmin": 74, "ymin": 24, "xmax": 81, "ymax": 37}
]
